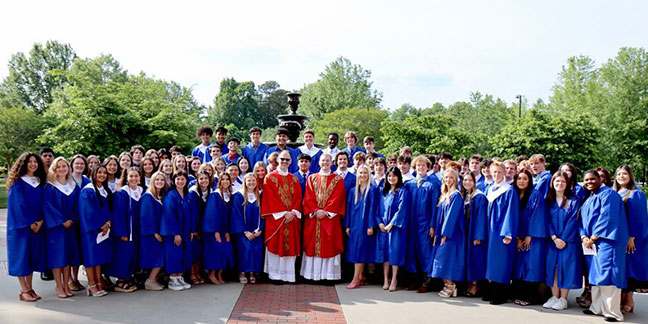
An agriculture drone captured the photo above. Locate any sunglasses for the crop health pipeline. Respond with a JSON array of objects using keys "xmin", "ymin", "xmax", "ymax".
[{"xmin": 280, "ymin": 158, "xmax": 291, "ymax": 162}]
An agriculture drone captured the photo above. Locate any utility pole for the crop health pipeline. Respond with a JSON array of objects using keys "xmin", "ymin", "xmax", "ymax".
[{"xmin": 515, "ymin": 95, "xmax": 522, "ymax": 118}]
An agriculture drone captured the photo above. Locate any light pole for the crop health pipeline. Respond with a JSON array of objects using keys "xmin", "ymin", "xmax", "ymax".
[{"xmin": 515, "ymin": 95, "xmax": 522, "ymax": 118}]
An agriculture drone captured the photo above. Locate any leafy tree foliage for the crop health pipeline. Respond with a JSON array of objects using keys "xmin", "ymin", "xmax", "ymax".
[
  {"xmin": 0, "ymin": 41, "xmax": 77, "ymax": 113},
  {"xmin": 310, "ymin": 107, "xmax": 388, "ymax": 150},
  {"xmin": 207, "ymin": 78, "xmax": 260, "ymax": 140},
  {"xmin": 380, "ymin": 114, "xmax": 474, "ymax": 157},
  {"xmin": 0, "ymin": 107, "xmax": 46, "ymax": 165},
  {"xmin": 39, "ymin": 55, "xmax": 200, "ymax": 157},
  {"xmin": 257, "ymin": 81, "xmax": 288, "ymax": 129},
  {"xmin": 300, "ymin": 57, "xmax": 382, "ymax": 120},
  {"xmin": 489, "ymin": 109, "xmax": 600, "ymax": 173}
]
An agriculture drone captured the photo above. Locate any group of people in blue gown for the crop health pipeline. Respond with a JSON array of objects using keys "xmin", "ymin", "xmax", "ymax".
[{"xmin": 5, "ymin": 125, "xmax": 647, "ymax": 323}]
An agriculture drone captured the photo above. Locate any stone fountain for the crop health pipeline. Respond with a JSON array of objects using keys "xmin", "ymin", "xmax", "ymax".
[{"xmin": 278, "ymin": 92, "xmax": 308, "ymax": 143}]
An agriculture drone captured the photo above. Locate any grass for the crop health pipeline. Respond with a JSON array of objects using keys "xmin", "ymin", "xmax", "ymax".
[{"xmin": 0, "ymin": 178, "xmax": 7, "ymax": 209}]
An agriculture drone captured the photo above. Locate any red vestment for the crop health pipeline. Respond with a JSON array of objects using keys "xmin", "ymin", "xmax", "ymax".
[
  {"xmin": 260, "ymin": 171, "xmax": 303, "ymax": 257},
  {"xmin": 302, "ymin": 173, "xmax": 347, "ymax": 258}
]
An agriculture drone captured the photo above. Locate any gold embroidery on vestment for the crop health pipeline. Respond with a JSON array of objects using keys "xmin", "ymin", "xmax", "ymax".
[
  {"xmin": 268, "ymin": 174, "xmax": 296, "ymax": 210},
  {"xmin": 311, "ymin": 175, "xmax": 341, "ymax": 209}
]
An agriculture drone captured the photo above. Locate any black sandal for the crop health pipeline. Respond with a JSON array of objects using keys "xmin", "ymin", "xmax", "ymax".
[{"xmin": 115, "ymin": 280, "xmax": 137, "ymax": 293}]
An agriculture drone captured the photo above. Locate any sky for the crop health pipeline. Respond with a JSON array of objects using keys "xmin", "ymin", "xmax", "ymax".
[{"xmin": 1, "ymin": 0, "xmax": 647, "ymax": 110}]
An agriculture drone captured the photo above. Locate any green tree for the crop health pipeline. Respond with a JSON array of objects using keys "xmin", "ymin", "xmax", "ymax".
[
  {"xmin": 310, "ymin": 107, "xmax": 389, "ymax": 150},
  {"xmin": 0, "ymin": 41, "xmax": 77, "ymax": 112},
  {"xmin": 380, "ymin": 114, "xmax": 474, "ymax": 157},
  {"xmin": 0, "ymin": 107, "xmax": 46, "ymax": 165},
  {"xmin": 300, "ymin": 57, "xmax": 382, "ymax": 121},
  {"xmin": 257, "ymin": 80, "xmax": 288, "ymax": 129},
  {"xmin": 489, "ymin": 109, "xmax": 600, "ymax": 173},
  {"xmin": 39, "ymin": 55, "xmax": 200, "ymax": 156},
  {"xmin": 207, "ymin": 78, "xmax": 260, "ymax": 140}
]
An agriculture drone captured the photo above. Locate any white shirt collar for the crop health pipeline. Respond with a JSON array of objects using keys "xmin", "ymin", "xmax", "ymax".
[
  {"xmin": 21, "ymin": 175, "xmax": 40, "ymax": 188},
  {"xmin": 319, "ymin": 170, "xmax": 332, "ymax": 176},
  {"xmin": 335, "ymin": 169, "xmax": 347, "ymax": 178},
  {"xmin": 323, "ymin": 147, "xmax": 340, "ymax": 155},
  {"xmin": 119, "ymin": 185, "xmax": 143, "ymax": 201},
  {"xmin": 51, "ymin": 180, "xmax": 75, "ymax": 196},
  {"xmin": 277, "ymin": 168, "xmax": 289, "ymax": 176}
]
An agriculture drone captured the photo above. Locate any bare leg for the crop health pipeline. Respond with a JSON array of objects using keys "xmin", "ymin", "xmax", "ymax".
[
  {"xmin": 63, "ymin": 266, "xmax": 72, "ymax": 295},
  {"xmin": 382, "ymin": 262, "xmax": 390, "ymax": 289},
  {"xmin": 560, "ymin": 288, "xmax": 569, "ymax": 299},
  {"xmin": 551, "ymin": 271, "xmax": 560, "ymax": 297},
  {"xmin": 389, "ymin": 265, "xmax": 399, "ymax": 291},
  {"xmin": 148, "ymin": 267, "xmax": 161, "ymax": 281},
  {"xmin": 53, "ymin": 267, "xmax": 65, "ymax": 296},
  {"xmin": 352, "ymin": 263, "xmax": 364, "ymax": 284}
]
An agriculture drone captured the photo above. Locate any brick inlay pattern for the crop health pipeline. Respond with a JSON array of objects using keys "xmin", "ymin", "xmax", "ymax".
[{"xmin": 228, "ymin": 284, "xmax": 347, "ymax": 324}]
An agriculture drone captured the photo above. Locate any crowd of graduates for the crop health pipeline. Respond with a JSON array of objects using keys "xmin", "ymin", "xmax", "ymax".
[{"xmin": 6, "ymin": 125, "xmax": 647, "ymax": 323}]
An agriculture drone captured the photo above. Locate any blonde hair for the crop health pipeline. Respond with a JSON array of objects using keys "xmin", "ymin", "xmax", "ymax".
[
  {"xmin": 241, "ymin": 173, "xmax": 261, "ymax": 206},
  {"xmin": 528, "ymin": 154, "xmax": 545, "ymax": 164},
  {"xmin": 147, "ymin": 171, "xmax": 168, "ymax": 200},
  {"xmin": 412, "ymin": 155, "xmax": 432, "ymax": 169},
  {"xmin": 438, "ymin": 169, "xmax": 460, "ymax": 207},
  {"xmin": 354, "ymin": 165, "xmax": 372, "ymax": 204},
  {"xmin": 47, "ymin": 157, "xmax": 73, "ymax": 185}
]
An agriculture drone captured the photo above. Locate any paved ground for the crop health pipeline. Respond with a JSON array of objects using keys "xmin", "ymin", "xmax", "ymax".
[{"xmin": 2, "ymin": 208, "xmax": 648, "ymax": 323}]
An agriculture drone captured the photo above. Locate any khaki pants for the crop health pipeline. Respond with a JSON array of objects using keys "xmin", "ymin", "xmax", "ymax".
[{"xmin": 590, "ymin": 285, "xmax": 623, "ymax": 321}]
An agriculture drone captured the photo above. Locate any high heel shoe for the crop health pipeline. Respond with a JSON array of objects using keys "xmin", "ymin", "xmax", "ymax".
[
  {"xmin": 438, "ymin": 283, "xmax": 457, "ymax": 298},
  {"xmin": 346, "ymin": 281, "xmax": 361, "ymax": 289},
  {"xmin": 389, "ymin": 281, "xmax": 398, "ymax": 292},
  {"xmin": 56, "ymin": 286, "xmax": 68, "ymax": 298},
  {"xmin": 621, "ymin": 304, "xmax": 634, "ymax": 314},
  {"xmin": 86, "ymin": 284, "xmax": 105, "ymax": 297}
]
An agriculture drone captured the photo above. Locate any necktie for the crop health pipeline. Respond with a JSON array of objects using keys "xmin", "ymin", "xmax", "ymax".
[{"xmin": 417, "ymin": 178, "xmax": 424, "ymax": 188}]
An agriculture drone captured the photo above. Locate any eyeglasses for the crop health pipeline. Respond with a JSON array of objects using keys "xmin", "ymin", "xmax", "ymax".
[{"xmin": 280, "ymin": 158, "xmax": 291, "ymax": 162}]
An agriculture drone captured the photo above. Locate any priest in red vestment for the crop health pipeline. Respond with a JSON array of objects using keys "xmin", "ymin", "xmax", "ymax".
[
  {"xmin": 301, "ymin": 153, "xmax": 347, "ymax": 280},
  {"xmin": 261, "ymin": 150, "xmax": 303, "ymax": 282}
]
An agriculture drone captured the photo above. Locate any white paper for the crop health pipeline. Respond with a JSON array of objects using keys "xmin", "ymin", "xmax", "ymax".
[
  {"xmin": 582, "ymin": 243, "xmax": 597, "ymax": 256},
  {"xmin": 97, "ymin": 228, "xmax": 110, "ymax": 244}
]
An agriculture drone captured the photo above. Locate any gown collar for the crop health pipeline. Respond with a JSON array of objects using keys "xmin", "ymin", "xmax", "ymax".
[
  {"xmin": 21, "ymin": 175, "xmax": 40, "ymax": 188},
  {"xmin": 486, "ymin": 181, "xmax": 510, "ymax": 202},
  {"xmin": 52, "ymin": 179, "xmax": 75, "ymax": 196}
]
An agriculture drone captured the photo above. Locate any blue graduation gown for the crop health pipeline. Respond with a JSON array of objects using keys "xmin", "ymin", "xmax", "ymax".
[
  {"xmin": 242, "ymin": 142, "xmax": 269, "ymax": 168},
  {"xmin": 43, "ymin": 182, "xmax": 80, "ymax": 269},
  {"xmin": 376, "ymin": 187, "xmax": 409, "ymax": 266},
  {"xmin": 294, "ymin": 171, "xmax": 310, "ymax": 198},
  {"xmin": 213, "ymin": 141, "xmax": 229, "ymax": 155},
  {"xmin": 344, "ymin": 185, "xmax": 379, "ymax": 263},
  {"xmin": 476, "ymin": 175, "xmax": 486, "ymax": 193},
  {"xmin": 580, "ymin": 186, "xmax": 628, "ymax": 288},
  {"xmin": 223, "ymin": 153, "xmax": 241, "ymax": 165},
  {"xmin": 546, "ymin": 197, "xmax": 583, "ymax": 289},
  {"xmin": 109, "ymin": 187, "xmax": 142, "ymax": 279},
  {"xmin": 264, "ymin": 146, "xmax": 298, "ymax": 173},
  {"xmin": 465, "ymin": 192, "xmax": 488, "ymax": 282},
  {"xmin": 188, "ymin": 187, "xmax": 208, "ymax": 264},
  {"xmin": 192, "ymin": 143, "xmax": 212, "ymax": 163},
  {"xmin": 7, "ymin": 178, "xmax": 45, "ymax": 276},
  {"xmin": 78, "ymin": 184, "xmax": 112, "ymax": 267},
  {"xmin": 74, "ymin": 175, "xmax": 91, "ymax": 189},
  {"xmin": 160, "ymin": 189, "xmax": 194, "ymax": 273},
  {"xmin": 485, "ymin": 184, "xmax": 519, "ymax": 284},
  {"xmin": 139, "ymin": 192, "xmax": 164, "ymax": 269},
  {"xmin": 533, "ymin": 171, "xmax": 551, "ymax": 199},
  {"xmin": 431, "ymin": 191, "xmax": 466, "ymax": 281},
  {"xmin": 619, "ymin": 188, "xmax": 648, "ymax": 281},
  {"xmin": 404, "ymin": 176, "xmax": 441, "ymax": 273},
  {"xmin": 306, "ymin": 150, "xmax": 322, "ymax": 174},
  {"xmin": 342, "ymin": 146, "xmax": 366, "ymax": 167},
  {"xmin": 574, "ymin": 184, "xmax": 586, "ymax": 206},
  {"xmin": 513, "ymin": 189, "xmax": 547, "ymax": 282},
  {"xmin": 203, "ymin": 191, "xmax": 235, "ymax": 270},
  {"xmin": 230, "ymin": 192, "xmax": 265, "ymax": 272},
  {"xmin": 339, "ymin": 172, "xmax": 357, "ymax": 194}
]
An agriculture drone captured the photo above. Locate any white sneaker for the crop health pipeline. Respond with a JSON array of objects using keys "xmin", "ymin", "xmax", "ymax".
[
  {"xmin": 178, "ymin": 276, "xmax": 191, "ymax": 289},
  {"xmin": 543, "ymin": 296, "xmax": 558, "ymax": 309},
  {"xmin": 552, "ymin": 297, "xmax": 568, "ymax": 310},
  {"xmin": 168, "ymin": 277, "xmax": 184, "ymax": 291}
]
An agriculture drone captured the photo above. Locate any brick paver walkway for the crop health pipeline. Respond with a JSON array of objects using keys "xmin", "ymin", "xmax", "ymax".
[{"xmin": 228, "ymin": 284, "xmax": 347, "ymax": 324}]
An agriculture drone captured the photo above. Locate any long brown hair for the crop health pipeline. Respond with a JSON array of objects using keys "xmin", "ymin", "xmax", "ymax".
[
  {"xmin": 7, "ymin": 152, "xmax": 47, "ymax": 190},
  {"xmin": 546, "ymin": 171, "xmax": 573, "ymax": 208},
  {"xmin": 613, "ymin": 165, "xmax": 637, "ymax": 202}
]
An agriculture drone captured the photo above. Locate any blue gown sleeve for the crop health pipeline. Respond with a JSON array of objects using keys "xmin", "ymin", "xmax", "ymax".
[
  {"xmin": 473, "ymin": 195, "xmax": 487, "ymax": 241},
  {"xmin": 8, "ymin": 182, "xmax": 37, "ymax": 230},
  {"xmin": 528, "ymin": 191, "xmax": 548, "ymax": 238},
  {"xmin": 429, "ymin": 181, "xmax": 441, "ymax": 231},
  {"xmin": 43, "ymin": 185, "xmax": 66, "ymax": 229},
  {"xmin": 344, "ymin": 190, "xmax": 353, "ymax": 229},
  {"xmin": 440, "ymin": 192, "xmax": 463, "ymax": 239},
  {"xmin": 160, "ymin": 191, "xmax": 180, "ymax": 236},
  {"xmin": 593, "ymin": 191, "xmax": 624, "ymax": 241},
  {"xmin": 389, "ymin": 188, "xmax": 409, "ymax": 228},
  {"xmin": 560, "ymin": 198, "xmax": 580, "ymax": 242},
  {"xmin": 203, "ymin": 192, "xmax": 221, "ymax": 233},
  {"xmin": 112, "ymin": 190, "xmax": 129, "ymax": 237},
  {"xmin": 79, "ymin": 188, "xmax": 107, "ymax": 233},
  {"xmin": 499, "ymin": 188, "xmax": 519, "ymax": 239},
  {"xmin": 627, "ymin": 190, "xmax": 648, "ymax": 239},
  {"xmin": 367, "ymin": 186, "xmax": 379, "ymax": 229},
  {"xmin": 230, "ymin": 193, "xmax": 246, "ymax": 235},
  {"xmin": 140, "ymin": 194, "xmax": 160, "ymax": 236}
]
